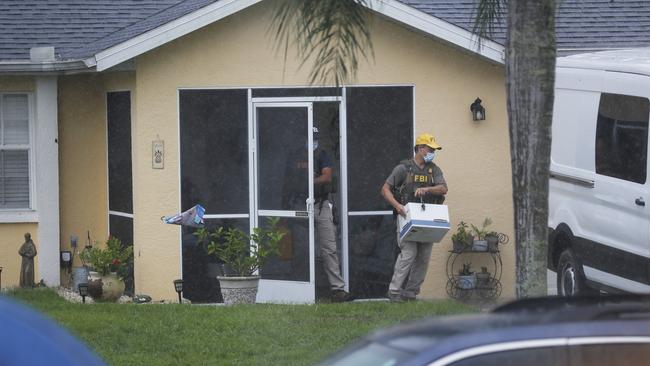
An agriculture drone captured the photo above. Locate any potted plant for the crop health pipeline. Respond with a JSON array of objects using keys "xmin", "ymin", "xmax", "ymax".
[
  {"xmin": 486, "ymin": 231, "xmax": 509, "ymax": 252},
  {"xmin": 195, "ymin": 217, "xmax": 284, "ymax": 305},
  {"xmin": 80, "ymin": 236, "xmax": 133, "ymax": 301},
  {"xmin": 451, "ymin": 221, "xmax": 473, "ymax": 253},
  {"xmin": 470, "ymin": 218, "xmax": 493, "ymax": 251},
  {"xmin": 476, "ymin": 266, "xmax": 491, "ymax": 288},
  {"xmin": 457, "ymin": 262, "xmax": 476, "ymax": 290},
  {"xmin": 485, "ymin": 231, "xmax": 499, "ymax": 252}
]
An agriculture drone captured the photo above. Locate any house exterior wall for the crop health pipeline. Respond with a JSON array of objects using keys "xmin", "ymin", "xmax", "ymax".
[
  {"xmin": 131, "ymin": 1, "xmax": 514, "ymax": 301},
  {"xmin": 0, "ymin": 77, "xmax": 39, "ymax": 288},
  {"xmin": 58, "ymin": 72, "xmax": 135, "ymax": 285}
]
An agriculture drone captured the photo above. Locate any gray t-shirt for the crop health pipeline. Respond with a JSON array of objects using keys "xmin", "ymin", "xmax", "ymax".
[{"xmin": 385, "ymin": 160, "xmax": 447, "ymax": 189}]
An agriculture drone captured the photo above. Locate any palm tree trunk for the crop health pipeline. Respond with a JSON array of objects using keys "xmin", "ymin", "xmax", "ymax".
[{"xmin": 506, "ymin": 0, "xmax": 556, "ymax": 298}]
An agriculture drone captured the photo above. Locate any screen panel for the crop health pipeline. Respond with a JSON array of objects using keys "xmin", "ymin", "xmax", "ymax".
[
  {"xmin": 348, "ymin": 215, "xmax": 397, "ymax": 298},
  {"xmin": 346, "ymin": 86, "xmax": 413, "ymax": 211},
  {"xmin": 252, "ymin": 87, "xmax": 341, "ymax": 98},
  {"xmin": 182, "ymin": 218, "xmax": 250, "ymax": 303},
  {"xmin": 179, "ymin": 89, "xmax": 249, "ymax": 214},
  {"xmin": 107, "ymin": 91, "xmax": 133, "ymax": 213}
]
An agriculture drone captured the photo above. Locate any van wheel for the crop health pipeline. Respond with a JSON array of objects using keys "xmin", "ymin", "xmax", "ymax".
[{"xmin": 557, "ymin": 249, "xmax": 593, "ymax": 296}]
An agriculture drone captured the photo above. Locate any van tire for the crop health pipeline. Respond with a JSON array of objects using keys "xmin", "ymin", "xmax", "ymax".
[{"xmin": 557, "ymin": 249, "xmax": 594, "ymax": 296}]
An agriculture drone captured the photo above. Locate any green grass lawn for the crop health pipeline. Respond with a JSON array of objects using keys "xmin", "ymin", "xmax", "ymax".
[{"xmin": 5, "ymin": 288, "xmax": 474, "ymax": 366}]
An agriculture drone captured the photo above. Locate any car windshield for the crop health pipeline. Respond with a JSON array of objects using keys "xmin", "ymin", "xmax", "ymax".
[{"xmin": 320, "ymin": 342, "xmax": 412, "ymax": 366}]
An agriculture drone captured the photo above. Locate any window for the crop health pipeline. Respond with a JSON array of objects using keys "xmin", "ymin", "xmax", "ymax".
[
  {"xmin": 448, "ymin": 346, "xmax": 569, "ymax": 366},
  {"xmin": 568, "ymin": 343, "xmax": 650, "ymax": 365},
  {"xmin": 0, "ymin": 94, "xmax": 31, "ymax": 209},
  {"xmin": 595, "ymin": 93, "xmax": 649, "ymax": 184}
]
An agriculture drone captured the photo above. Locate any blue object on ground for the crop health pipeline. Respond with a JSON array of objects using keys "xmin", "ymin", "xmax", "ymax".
[{"xmin": 0, "ymin": 296, "xmax": 106, "ymax": 365}]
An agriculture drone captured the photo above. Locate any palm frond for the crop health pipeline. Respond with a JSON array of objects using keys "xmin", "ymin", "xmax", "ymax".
[
  {"xmin": 270, "ymin": 0, "xmax": 374, "ymax": 86},
  {"xmin": 471, "ymin": 0, "xmax": 507, "ymax": 49}
]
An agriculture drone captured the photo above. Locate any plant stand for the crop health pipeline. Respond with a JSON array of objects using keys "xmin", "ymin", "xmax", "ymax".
[{"xmin": 445, "ymin": 246, "xmax": 502, "ymax": 301}]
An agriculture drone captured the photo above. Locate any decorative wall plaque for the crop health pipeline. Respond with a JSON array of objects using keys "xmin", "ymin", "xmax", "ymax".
[{"xmin": 152, "ymin": 139, "xmax": 164, "ymax": 169}]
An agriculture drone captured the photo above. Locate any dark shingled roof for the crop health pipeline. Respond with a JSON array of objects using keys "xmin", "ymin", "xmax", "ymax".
[
  {"xmin": 0, "ymin": 0, "xmax": 216, "ymax": 61},
  {"xmin": 1, "ymin": 0, "xmax": 650, "ymax": 63},
  {"xmin": 399, "ymin": 0, "xmax": 650, "ymax": 55}
]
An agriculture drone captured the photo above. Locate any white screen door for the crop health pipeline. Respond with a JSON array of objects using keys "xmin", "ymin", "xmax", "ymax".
[{"xmin": 253, "ymin": 102, "xmax": 315, "ymax": 303}]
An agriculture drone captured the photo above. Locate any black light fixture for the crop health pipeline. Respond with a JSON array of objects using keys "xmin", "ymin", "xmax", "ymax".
[
  {"xmin": 470, "ymin": 97, "xmax": 486, "ymax": 121},
  {"xmin": 173, "ymin": 279, "xmax": 184, "ymax": 304},
  {"xmin": 78, "ymin": 282, "xmax": 89, "ymax": 304},
  {"xmin": 0, "ymin": 266, "xmax": 3, "ymax": 289}
]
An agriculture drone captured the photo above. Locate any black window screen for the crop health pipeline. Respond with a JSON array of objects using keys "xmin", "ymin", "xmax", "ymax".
[
  {"xmin": 346, "ymin": 86, "xmax": 413, "ymax": 299},
  {"xmin": 182, "ymin": 218, "xmax": 249, "ymax": 303},
  {"xmin": 109, "ymin": 215, "xmax": 133, "ymax": 247},
  {"xmin": 179, "ymin": 89, "xmax": 249, "ymax": 214},
  {"xmin": 346, "ymin": 86, "xmax": 413, "ymax": 211},
  {"xmin": 596, "ymin": 93, "xmax": 649, "ymax": 184},
  {"xmin": 252, "ymin": 87, "xmax": 341, "ymax": 98},
  {"xmin": 107, "ymin": 91, "xmax": 133, "ymax": 213}
]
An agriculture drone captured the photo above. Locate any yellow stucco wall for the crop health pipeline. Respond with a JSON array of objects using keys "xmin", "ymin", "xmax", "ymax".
[
  {"xmin": 130, "ymin": 1, "xmax": 513, "ymax": 301},
  {"xmin": 0, "ymin": 77, "xmax": 39, "ymax": 288},
  {"xmin": 58, "ymin": 72, "xmax": 135, "ymax": 286}
]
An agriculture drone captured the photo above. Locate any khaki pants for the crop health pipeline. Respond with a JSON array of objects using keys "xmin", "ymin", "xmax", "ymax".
[
  {"xmin": 388, "ymin": 230, "xmax": 433, "ymax": 298},
  {"xmin": 315, "ymin": 200, "xmax": 345, "ymax": 291}
]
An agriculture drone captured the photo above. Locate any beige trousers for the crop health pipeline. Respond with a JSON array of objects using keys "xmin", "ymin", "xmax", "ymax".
[
  {"xmin": 388, "ymin": 230, "xmax": 433, "ymax": 298},
  {"xmin": 315, "ymin": 200, "xmax": 345, "ymax": 291}
]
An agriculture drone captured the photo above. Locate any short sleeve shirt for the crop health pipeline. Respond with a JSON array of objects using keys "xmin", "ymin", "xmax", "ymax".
[
  {"xmin": 385, "ymin": 160, "xmax": 447, "ymax": 189},
  {"xmin": 317, "ymin": 149, "xmax": 332, "ymax": 173}
]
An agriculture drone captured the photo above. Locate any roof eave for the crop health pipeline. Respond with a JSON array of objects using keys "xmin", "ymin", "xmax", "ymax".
[
  {"xmin": 0, "ymin": 59, "xmax": 95, "ymax": 74},
  {"xmin": 370, "ymin": 0, "xmax": 505, "ymax": 64},
  {"xmin": 94, "ymin": 0, "xmax": 264, "ymax": 71},
  {"xmin": 93, "ymin": 0, "xmax": 505, "ymax": 72}
]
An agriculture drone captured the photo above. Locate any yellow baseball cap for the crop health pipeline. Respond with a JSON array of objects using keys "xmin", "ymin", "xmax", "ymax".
[{"xmin": 415, "ymin": 133, "xmax": 442, "ymax": 150}]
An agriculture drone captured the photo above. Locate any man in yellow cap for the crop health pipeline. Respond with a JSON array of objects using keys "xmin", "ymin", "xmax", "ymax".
[{"xmin": 380, "ymin": 133, "xmax": 448, "ymax": 302}]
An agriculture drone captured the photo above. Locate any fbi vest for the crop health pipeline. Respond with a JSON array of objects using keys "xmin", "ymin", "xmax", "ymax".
[
  {"xmin": 395, "ymin": 159, "xmax": 444, "ymax": 205},
  {"xmin": 285, "ymin": 147, "xmax": 332, "ymax": 203}
]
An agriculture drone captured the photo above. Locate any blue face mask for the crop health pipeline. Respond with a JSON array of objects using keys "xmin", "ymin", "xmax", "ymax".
[{"xmin": 424, "ymin": 151, "xmax": 436, "ymax": 163}]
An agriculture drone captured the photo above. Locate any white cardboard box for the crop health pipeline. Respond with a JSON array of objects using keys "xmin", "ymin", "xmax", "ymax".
[{"xmin": 397, "ymin": 203, "xmax": 450, "ymax": 243}]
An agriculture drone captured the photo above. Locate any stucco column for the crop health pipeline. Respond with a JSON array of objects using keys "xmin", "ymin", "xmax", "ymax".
[{"xmin": 35, "ymin": 76, "xmax": 60, "ymax": 286}]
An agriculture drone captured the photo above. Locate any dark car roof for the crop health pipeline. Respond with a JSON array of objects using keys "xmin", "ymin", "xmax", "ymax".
[{"xmin": 326, "ymin": 295, "xmax": 650, "ymax": 366}]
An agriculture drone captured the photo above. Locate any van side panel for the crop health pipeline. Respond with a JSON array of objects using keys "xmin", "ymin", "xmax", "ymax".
[
  {"xmin": 549, "ymin": 66, "xmax": 650, "ymax": 293},
  {"xmin": 549, "ymin": 68, "xmax": 601, "ymax": 241}
]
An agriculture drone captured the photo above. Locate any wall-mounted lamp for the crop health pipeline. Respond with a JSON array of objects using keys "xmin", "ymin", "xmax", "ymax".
[
  {"xmin": 71, "ymin": 235, "xmax": 78, "ymax": 248},
  {"xmin": 78, "ymin": 282, "xmax": 89, "ymax": 304},
  {"xmin": 173, "ymin": 279, "xmax": 184, "ymax": 304},
  {"xmin": 470, "ymin": 97, "xmax": 486, "ymax": 121}
]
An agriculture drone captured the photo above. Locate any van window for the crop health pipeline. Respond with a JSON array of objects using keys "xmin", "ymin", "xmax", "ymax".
[{"xmin": 595, "ymin": 93, "xmax": 649, "ymax": 184}]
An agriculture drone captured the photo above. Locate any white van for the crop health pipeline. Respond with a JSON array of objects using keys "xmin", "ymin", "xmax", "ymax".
[{"xmin": 549, "ymin": 49, "xmax": 650, "ymax": 296}]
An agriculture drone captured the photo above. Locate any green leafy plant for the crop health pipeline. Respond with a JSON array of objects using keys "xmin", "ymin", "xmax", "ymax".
[
  {"xmin": 458, "ymin": 262, "xmax": 474, "ymax": 276},
  {"xmin": 485, "ymin": 231, "xmax": 499, "ymax": 239},
  {"xmin": 451, "ymin": 221, "xmax": 473, "ymax": 246},
  {"xmin": 80, "ymin": 236, "xmax": 133, "ymax": 280},
  {"xmin": 195, "ymin": 217, "xmax": 285, "ymax": 277},
  {"xmin": 470, "ymin": 218, "xmax": 493, "ymax": 241}
]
